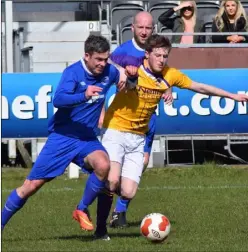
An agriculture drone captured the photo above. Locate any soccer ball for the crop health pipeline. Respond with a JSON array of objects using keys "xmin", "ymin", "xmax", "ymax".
[{"xmin": 140, "ymin": 213, "xmax": 171, "ymax": 242}]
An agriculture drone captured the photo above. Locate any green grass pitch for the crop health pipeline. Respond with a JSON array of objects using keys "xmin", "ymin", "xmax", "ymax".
[{"xmin": 2, "ymin": 164, "xmax": 248, "ymax": 251}]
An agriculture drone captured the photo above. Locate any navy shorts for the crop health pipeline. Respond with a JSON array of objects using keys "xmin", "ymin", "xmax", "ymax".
[
  {"xmin": 144, "ymin": 113, "xmax": 156, "ymax": 155},
  {"xmin": 27, "ymin": 132, "xmax": 107, "ymax": 180}
]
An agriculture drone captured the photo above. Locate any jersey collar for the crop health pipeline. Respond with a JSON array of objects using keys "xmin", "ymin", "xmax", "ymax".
[
  {"xmin": 81, "ymin": 58, "xmax": 93, "ymax": 75},
  {"xmin": 132, "ymin": 38, "xmax": 144, "ymax": 52}
]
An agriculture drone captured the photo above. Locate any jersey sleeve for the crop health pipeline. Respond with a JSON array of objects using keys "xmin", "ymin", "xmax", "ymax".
[
  {"xmin": 170, "ymin": 68, "xmax": 192, "ymax": 89},
  {"xmin": 110, "ymin": 45, "xmax": 126, "ymax": 67},
  {"xmin": 110, "ymin": 45, "xmax": 143, "ymax": 68},
  {"xmin": 110, "ymin": 65, "xmax": 120, "ymax": 85},
  {"xmin": 53, "ymin": 68, "xmax": 87, "ymax": 108}
]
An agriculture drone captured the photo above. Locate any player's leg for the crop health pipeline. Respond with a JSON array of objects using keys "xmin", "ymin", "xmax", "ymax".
[
  {"xmin": 1, "ymin": 178, "xmax": 47, "ymax": 230},
  {"xmin": 73, "ymin": 149, "xmax": 109, "ymax": 231},
  {"xmin": 112, "ymin": 152, "xmax": 150, "ymax": 228},
  {"xmin": 95, "ymin": 161, "xmax": 121, "ymax": 240},
  {"xmin": 111, "ymin": 114, "xmax": 156, "ymax": 227},
  {"xmin": 143, "ymin": 112, "xmax": 156, "ymax": 171},
  {"xmin": 111, "ymin": 152, "xmax": 151, "ymax": 228},
  {"xmin": 1, "ymin": 132, "xmax": 76, "ymax": 230},
  {"xmin": 111, "ymin": 133, "xmax": 145, "ymax": 228},
  {"xmin": 94, "ymin": 129, "xmax": 124, "ymax": 238},
  {"xmin": 72, "ymin": 136, "xmax": 120, "ymax": 232}
]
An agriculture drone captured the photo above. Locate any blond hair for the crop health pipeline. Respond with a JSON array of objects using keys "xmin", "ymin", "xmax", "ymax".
[
  {"xmin": 215, "ymin": 0, "xmax": 248, "ymax": 31},
  {"xmin": 180, "ymin": 1, "xmax": 197, "ymax": 27}
]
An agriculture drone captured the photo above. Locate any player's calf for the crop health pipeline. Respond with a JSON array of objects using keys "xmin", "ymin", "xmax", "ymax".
[
  {"xmin": 17, "ymin": 179, "xmax": 47, "ymax": 198},
  {"xmin": 1, "ymin": 179, "xmax": 46, "ymax": 230},
  {"xmin": 74, "ymin": 151, "xmax": 110, "ymax": 231}
]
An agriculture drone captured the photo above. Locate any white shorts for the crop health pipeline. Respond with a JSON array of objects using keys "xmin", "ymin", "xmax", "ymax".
[{"xmin": 102, "ymin": 128, "xmax": 145, "ymax": 184}]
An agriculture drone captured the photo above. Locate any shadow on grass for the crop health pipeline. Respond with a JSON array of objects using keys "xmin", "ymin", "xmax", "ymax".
[
  {"xmin": 3, "ymin": 220, "xmax": 176, "ymax": 243},
  {"xmin": 56, "ymin": 231, "xmax": 141, "ymax": 242},
  {"xmin": 3, "ymin": 232, "xmax": 141, "ymax": 243}
]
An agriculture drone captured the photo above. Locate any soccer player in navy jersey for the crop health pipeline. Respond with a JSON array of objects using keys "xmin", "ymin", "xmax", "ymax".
[
  {"xmin": 97, "ymin": 11, "xmax": 173, "ymax": 230},
  {"xmin": 1, "ymin": 35, "xmax": 121, "ymax": 235}
]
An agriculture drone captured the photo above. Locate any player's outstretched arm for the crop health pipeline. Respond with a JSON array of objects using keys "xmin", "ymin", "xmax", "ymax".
[
  {"xmin": 162, "ymin": 88, "xmax": 174, "ymax": 105},
  {"xmin": 188, "ymin": 81, "xmax": 248, "ymax": 102}
]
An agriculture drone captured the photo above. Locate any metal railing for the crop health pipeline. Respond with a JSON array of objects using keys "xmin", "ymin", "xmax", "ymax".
[{"xmin": 152, "ymin": 134, "xmax": 248, "ymax": 167}]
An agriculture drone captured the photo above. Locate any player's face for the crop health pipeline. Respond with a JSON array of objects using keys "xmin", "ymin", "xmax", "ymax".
[
  {"xmin": 225, "ymin": 1, "xmax": 238, "ymax": 17},
  {"xmin": 146, "ymin": 47, "xmax": 169, "ymax": 74},
  {"xmin": 132, "ymin": 19, "xmax": 153, "ymax": 46},
  {"xmin": 84, "ymin": 51, "xmax": 110, "ymax": 75}
]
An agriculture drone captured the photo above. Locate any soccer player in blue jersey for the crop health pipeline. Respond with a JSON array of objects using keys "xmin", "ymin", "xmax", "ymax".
[
  {"xmin": 97, "ymin": 11, "xmax": 173, "ymax": 230},
  {"xmin": 1, "ymin": 35, "xmax": 121, "ymax": 236}
]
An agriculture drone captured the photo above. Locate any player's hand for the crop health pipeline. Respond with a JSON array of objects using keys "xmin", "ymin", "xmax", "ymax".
[
  {"xmin": 232, "ymin": 93, "xmax": 248, "ymax": 102},
  {"xmin": 125, "ymin": 65, "xmax": 138, "ymax": 78},
  {"xmin": 162, "ymin": 88, "xmax": 174, "ymax": 105},
  {"xmin": 117, "ymin": 67, "xmax": 127, "ymax": 91},
  {"xmin": 85, "ymin": 85, "xmax": 103, "ymax": 100}
]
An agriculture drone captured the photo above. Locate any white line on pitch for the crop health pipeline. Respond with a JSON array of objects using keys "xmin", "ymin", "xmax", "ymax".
[{"xmin": 2, "ymin": 185, "xmax": 248, "ymax": 193}]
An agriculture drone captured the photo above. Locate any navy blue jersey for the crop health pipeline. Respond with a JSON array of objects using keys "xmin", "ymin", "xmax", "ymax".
[{"xmin": 48, "ymin": 59, "xmax": 119, "ymax": 140}]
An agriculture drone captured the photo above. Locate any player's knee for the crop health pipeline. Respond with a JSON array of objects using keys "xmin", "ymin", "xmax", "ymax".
[
  {"xmin": 27, "ymin": 180, "xmax": 44, "ymax": 193},
  {"xmin": 19, "ymin": 180, "xmax": 45, "ymax": 198},
  {"xmin": 108, "ymin": 179, "xmax": 119, "ymax": 192},
  {"xmin": 94, "ymin": 159, "xmax": 110, "ymax": 179},
  {"xmin": 121, "ymin": 187, "xmax": 137, "ymax": 200}
]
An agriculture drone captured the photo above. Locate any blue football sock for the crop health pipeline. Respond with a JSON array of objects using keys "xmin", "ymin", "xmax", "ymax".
[
  {"xmin": 96, "ymin": 188, "xmax": 113, "ymax": 233},
  {"xmin": 1, "ymin": 189, "xmax": 27, "ymax": 229},
  {"xmin": 115, "ymin": 197, "xmax": 130, "ymax": 213},
  {"xmin": 77, "ymin": 172, "xmax": 105, "ymax": 211}
]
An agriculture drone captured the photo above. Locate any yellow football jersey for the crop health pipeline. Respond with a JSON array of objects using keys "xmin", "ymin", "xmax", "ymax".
[{"xmin": 103, "ymin": 60, "xmax": 192, "ymax": 135}]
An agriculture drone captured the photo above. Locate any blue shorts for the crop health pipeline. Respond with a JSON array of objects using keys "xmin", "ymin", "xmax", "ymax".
[
  {"xmin": 144, "ymin": 113, "xmax": 156, "ymax": 155},
  {"xmin": 27, "ymin": 132, "xmax": 107, "ymax": 180}
]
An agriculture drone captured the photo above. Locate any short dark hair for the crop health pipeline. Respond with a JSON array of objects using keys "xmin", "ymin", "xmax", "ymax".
[
  {"xmin": 145, "ymin": 34, "xmax": 172, "ymax": 53},
  {"xmin": 84, "ymin": 35, "xmax": 110, "ymax": 54}
]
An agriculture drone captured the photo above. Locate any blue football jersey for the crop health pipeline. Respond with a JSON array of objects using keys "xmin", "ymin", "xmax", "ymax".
[
  {"xmin": 110, "ymin": 38, "xmax": 145, "ymax": 67},
  {"xmin": 48, "ymin": 59, "xmax": 120, "ymax": 140}
]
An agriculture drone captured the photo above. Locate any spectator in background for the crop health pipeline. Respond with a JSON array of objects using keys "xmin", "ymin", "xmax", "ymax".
[
  {"xmin": 212, "ymin": 0, "xmax": 248, "ymax": 43},
  {"xmin": 158, "ymin": 1, "xmax": 205, "ymax": 44}
]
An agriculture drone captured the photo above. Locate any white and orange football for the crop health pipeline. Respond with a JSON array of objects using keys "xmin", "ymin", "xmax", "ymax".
[{"xmin": 140, "ymin": 213, "xmax": 171, "ymax": 242}]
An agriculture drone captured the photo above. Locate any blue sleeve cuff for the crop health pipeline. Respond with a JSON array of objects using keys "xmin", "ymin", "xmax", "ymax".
[{"xmin": 80, "ymin": 92, "xmax": 88, "ymax": 103}]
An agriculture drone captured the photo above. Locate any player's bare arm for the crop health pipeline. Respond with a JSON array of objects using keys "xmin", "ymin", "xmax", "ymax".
[
  {"xmin": 162, "ymin": 88, "xmax": 174, "ymax": 106},
  {"xmin": 188, "ymin": 81, "xmax": 248, "ymax": 102},
  {"xmin": 98, "ymin": 106, "xmax": 105, "ymax": 129},
  {"xmin": 108, "ymin": 58, "xmax": 127, "ymax": 91}
]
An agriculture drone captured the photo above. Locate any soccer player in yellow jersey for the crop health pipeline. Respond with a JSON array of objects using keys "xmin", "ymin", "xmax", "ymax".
[{"xmin": 95, "ymin": 34, "xmax": 248, "ymax": 239}]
